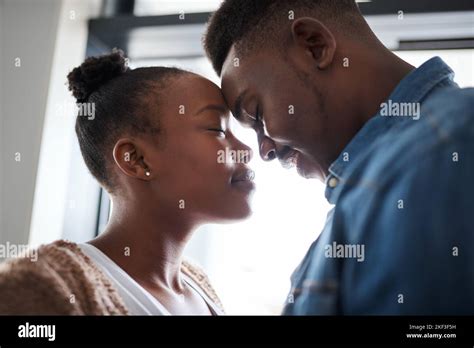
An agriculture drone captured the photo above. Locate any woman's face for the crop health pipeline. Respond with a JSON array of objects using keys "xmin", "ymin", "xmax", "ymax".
[{"xmin": 144, "ymin": 74, "xmax": 255, "ymax": 223}]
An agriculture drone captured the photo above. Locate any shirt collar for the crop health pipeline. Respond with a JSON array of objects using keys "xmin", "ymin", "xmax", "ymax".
[{"xmin": 325, "ymin": 57, "xmax": 455, "ymax": 201}]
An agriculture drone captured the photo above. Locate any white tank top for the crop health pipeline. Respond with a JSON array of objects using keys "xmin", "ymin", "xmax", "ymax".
[{"xmin": 79, "ymin": 243, "xmax": 223, "ymax": 315}]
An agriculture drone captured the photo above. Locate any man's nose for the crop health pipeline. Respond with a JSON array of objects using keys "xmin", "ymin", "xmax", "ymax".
[{"xmin": 259, "ymin": 136, "xmax": 276, "ymax": 161}]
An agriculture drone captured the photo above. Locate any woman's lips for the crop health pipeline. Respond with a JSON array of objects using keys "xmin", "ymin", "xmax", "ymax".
[
  {"xmin": 231, "ymin": 168, "xmax": 256, "ymax": 191},
  {"xmin": 231, "ymin": 179, "xmax": 256, "ymax": 191}
]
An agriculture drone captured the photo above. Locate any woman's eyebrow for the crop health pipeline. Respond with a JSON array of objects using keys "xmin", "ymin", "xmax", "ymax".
[{"xmin": 194, "ymin": 104, "xmax": 228, "ymax": 116}]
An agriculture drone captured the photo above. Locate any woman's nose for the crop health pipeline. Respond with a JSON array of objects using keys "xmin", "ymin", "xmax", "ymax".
[{"xmin": 231, "ymin": 136, "xmax": 253, "ymax": 164}]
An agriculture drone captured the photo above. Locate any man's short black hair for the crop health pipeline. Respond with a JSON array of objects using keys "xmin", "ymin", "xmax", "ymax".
[{"xmin": 203, "ymin": 0, "xmax": 364, "ymax": 75}]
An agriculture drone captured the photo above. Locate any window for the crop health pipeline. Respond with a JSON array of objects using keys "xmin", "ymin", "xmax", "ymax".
[
  {"xmin": 396, "ymin": 49, "xmax": 474, "ymax": 87},
  {"xmin": 134, "ymin": 0, "xmax": 223, "ymax": 16}
]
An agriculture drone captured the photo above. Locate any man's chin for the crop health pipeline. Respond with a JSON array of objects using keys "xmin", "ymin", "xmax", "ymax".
[
  {"xmin": 295, "ymin": 156, "xmax": 323, "ymax": 181},
  {"xmin": 296, "ymin": 164, "xmax": 317, "ymax": 179}
]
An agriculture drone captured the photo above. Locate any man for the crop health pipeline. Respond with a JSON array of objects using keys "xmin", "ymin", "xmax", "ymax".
[{"xmin": 203, "ymin": 0, "xmax": 474, "ymax": 314}]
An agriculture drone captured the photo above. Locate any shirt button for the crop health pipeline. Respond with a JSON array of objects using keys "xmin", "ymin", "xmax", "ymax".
[{"xmin": 328, "ymin": 177, "xmax": 339, "ymax": 188}]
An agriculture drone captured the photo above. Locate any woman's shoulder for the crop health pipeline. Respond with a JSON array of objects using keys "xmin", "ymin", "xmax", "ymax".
[
  {"xmin": 0, "ymin": 240, "xmax": 128, "ymax": 315},
  {"xmin": 181, "ymin": 259, "xmax": 225, "ymax": 313}
]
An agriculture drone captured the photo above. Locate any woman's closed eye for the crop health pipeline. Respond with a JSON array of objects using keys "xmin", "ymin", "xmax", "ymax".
[{"xmin": 208, "ymin": 128, "xmax": 226, "ymax": 136}]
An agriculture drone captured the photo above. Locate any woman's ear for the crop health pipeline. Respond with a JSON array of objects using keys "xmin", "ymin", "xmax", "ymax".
[
  {"xmin": 290, "ymin": 17, "xmax": 336, "ymax": 70},
  {"xmin": 113, "ymin": 138, "xmax": 152, "ymax": 180}
]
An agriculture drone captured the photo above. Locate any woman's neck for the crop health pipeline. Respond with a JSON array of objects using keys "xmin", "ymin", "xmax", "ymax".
[{"xmin": 89, "ymin": 198, "xmax": 195, "ymax": 293}]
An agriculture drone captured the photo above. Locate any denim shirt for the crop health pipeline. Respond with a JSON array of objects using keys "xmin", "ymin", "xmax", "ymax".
[{"xmin": 283, "ymin": 57, "xmax": 474, "ymax": 315}]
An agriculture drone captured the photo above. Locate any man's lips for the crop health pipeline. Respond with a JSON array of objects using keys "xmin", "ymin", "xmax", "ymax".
[
  {"xmin": 279, "ymin": 151, "xmax": 311, "ymax": 178},
  {"xmin": 279, "ymin": 151, "xmax": 300, "ymax": 169}
]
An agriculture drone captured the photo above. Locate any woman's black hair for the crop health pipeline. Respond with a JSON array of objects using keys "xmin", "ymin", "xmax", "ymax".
[{"xmin": 67, "ymin": 49, "xmax": 186, "ymax": 191}]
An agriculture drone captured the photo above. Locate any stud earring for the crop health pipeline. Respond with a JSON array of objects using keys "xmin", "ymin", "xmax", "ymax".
[{"xmin": 145, "ymin": 170, "xmax": 151, "ymax": 177}]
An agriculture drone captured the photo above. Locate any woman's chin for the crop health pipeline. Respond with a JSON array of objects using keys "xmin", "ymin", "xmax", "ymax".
[
  {"xmin": 210, "ymin": 201, "xmax": 254, "ymax": 223},
  {"xmin": 230, "ymin": 205, "xmax": 253, "ymax": 221},
  {"xmin": 197, "ymin": 187, "xmax": 255, "ymax": 223}
]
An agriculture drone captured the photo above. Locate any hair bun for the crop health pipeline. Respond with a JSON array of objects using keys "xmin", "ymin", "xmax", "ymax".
[{"xmin": 67, "ymin": 49, "xmax": 129, "ymax": 103}]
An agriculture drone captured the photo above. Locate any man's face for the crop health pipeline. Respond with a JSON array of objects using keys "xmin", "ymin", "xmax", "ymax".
[{"xmin": 221, "ymin": 46, "xmax": 340, "ymax": 181}]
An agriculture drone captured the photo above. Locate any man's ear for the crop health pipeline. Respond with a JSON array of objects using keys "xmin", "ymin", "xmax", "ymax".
[
  {"xmin": 290, "ymin": 17, "xmax": 336, "ymax": 70},
  {"xmin": 113, "ymin": 138, "xmax": 152, "ymax": 180}
]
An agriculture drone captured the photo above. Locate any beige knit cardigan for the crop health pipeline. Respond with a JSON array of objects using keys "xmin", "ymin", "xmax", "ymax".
[{"xmin": 0, "ymin": 240, "xmax": 224, "ymax": 315}]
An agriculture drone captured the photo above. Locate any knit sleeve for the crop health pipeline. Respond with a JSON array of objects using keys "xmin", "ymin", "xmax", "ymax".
[
  {"xmin": 0, "ymin": 256, "xmax": 82, "ymax": 315},
  {"xmin": 181, "ymin": 260, "xmax": 225, "ymax": 314},
  {"xmin": 0, "ymin": 240, "xmax": 129, "ymax": 315}
]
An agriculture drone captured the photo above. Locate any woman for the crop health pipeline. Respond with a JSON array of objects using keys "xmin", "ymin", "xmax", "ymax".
[{"xmin": 0, "ymin": 50, "xmax": 255, "ymax": 315}]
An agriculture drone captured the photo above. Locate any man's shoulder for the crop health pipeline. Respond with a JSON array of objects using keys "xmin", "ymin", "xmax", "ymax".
[
  {"xmin": 420, "ymin": 86, "xmax": 474, "ymax": 132},
  {"xmin": 341, "ymin": 86, "xmax": 473, "ymax": 201},
  {"xmin": 424, "ymin": 86, "xmax": 474, "ymax": 111},
  {"xmin": 369, "ymin": 88, "xmax": 471, "ymax": 178}
]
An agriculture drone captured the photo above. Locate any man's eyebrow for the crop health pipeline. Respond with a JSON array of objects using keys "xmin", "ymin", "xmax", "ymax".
[
  {"xmin": 194, "ymin": 104, "xmax": 228, "ymax": 116},
  {"xmin": 232, "ymin": 90, "xmax": 247, "ymax": 120}
]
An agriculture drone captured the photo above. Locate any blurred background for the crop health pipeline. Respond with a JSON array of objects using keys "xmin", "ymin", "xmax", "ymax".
[{"xmin": 0, "ymin": 0, "xmax": 473, "ymax": 314}]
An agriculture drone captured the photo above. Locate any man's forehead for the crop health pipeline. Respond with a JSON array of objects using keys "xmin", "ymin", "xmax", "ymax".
[
  {"xmin": 221, "ymin": 45, "xmax": 259, "ymax": 102},
  {"xmin": 221, "ymin": 47, "xmax": 242, "ymax": 93},
  {"xmin": 221, "ymin": 45, "xmax": 239, "ymax": 77},
  {"xmin": 220, "ymin": 46, "xmax": 245, "ymax": 109},
  {"xmin": 221, "ymin": 44, "xmax": 270, "ymax": 90}
]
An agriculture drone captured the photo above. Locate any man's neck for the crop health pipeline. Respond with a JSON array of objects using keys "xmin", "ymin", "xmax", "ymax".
[{"xmin": 357, "ymin": 47, "xmax": 415, "ymax": 125}]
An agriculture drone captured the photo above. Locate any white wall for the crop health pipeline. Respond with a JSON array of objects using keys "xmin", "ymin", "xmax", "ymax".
[
  {"xmin": 0, "ymin": 2, "xmax": 4, "ymax": 247},
  {"xmin": 365, "ymin": 11, "xmax": 474, "ymax": 49},
  {"xmin": 0, "ymin": 0, "xmax": 102, "ymax": 253},
  {"xmin": 0, "ymin": 0, "xmax": 61, "ymax": 253},
  {"xmin": 28, "ymin": 0, "xmax": 102, "ymax": 247}
]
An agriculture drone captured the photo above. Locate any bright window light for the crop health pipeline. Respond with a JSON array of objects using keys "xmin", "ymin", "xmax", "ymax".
[
  {"xmin": 134, "ymin": 0, "xmax": 224, "ymax": 16},
  {"xmin": 396, "ymin": 49, "xmax": 474, "ymax": 88}
]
